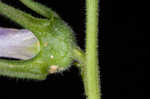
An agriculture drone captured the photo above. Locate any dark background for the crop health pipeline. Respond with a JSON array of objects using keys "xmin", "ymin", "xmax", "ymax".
[
  {"xmin": 106, "ymin": 0, "xmax": 147, "ymax": 99},
  {"xmin": 0, "ymin": 0, "xmax": 104, "ymax": 99}
]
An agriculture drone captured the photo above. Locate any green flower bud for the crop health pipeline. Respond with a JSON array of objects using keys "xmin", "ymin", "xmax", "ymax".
[{"xmin": 0, "ymin": 0, "xmax": 77, "ymax": 80}]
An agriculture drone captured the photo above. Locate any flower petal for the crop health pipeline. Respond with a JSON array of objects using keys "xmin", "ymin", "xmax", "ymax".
[{"xmin": 0, "ymin": 27, "xmax": 40, "ymax": 60}]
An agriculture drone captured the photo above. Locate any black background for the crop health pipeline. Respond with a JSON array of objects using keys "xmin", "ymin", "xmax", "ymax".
[
  {"xmin": 106, "ymin": 0, "xmax": 147, "ymax": 99},
  {"xmin": 0, "ymin": 0, "xmax": 104, "ymax": 99}
]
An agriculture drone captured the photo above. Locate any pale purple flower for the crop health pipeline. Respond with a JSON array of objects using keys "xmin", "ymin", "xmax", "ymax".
[{"xmin": 0, "ymin": 27, "xmax": 40, "ymax": 60}]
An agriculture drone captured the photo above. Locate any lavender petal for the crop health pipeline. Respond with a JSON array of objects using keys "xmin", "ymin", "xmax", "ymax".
[{"xmin": 0, "ymin": 27, "xmax": 40, "ymax": 60}]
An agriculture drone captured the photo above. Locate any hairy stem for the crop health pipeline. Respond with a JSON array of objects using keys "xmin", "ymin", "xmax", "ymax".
[{"xmin": 85, "ymin": 0, "xmax": 101, "ymax": 99}]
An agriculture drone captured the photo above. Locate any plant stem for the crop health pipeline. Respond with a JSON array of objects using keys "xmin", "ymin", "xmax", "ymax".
[{"xmin": 85, "ymin": 0, "xmax": 101, "ymax": 99}]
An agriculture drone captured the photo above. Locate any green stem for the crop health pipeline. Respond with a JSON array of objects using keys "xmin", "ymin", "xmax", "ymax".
[
  {"xmin": 72, "ymin": 47, "xmax": 88, "ymax": 96},
  {"xmin": 85, "ymin": 0, "xmax": 100, "ymax": 99},
  {"xmin": 73, "ymin": 0, "xmax": 100, "ymax": 98}
]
